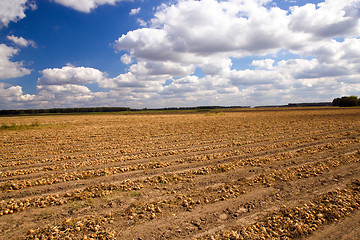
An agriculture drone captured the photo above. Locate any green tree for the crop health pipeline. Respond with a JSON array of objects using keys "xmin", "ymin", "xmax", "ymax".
[
  {"xmin": 332, "ymin": 98, "xmax": 341, "ymax": 106},
  {"xmin": 333, "ymin": 96, "xmax": 359, "ymax": 107}
]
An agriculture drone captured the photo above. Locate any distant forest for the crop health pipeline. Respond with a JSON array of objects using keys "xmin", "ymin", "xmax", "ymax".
[
  {"xmin": 332, "ymin": 96, "xmax": 360, "ymax": 107},
  {"xmin": 0, "ymin": 97, "xmax": 358, "ymax": 116},
  {"xmin": 0, "ymin": 107, "xmax": 131, "ymax": 116},
  {"xmin": 0, "ymin": 106, "xmax": 249, "ymax": 116}
]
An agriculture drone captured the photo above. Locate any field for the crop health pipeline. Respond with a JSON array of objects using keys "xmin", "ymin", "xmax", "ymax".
[{"xmin": 0, "ymin": 108, "xmax": 359, "ymax": 240}]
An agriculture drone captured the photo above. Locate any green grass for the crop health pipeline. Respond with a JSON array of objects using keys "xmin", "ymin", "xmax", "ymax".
[
  {"xmin": 130, "ymin": 191, "xmax": 141, "ymax": 197},
  {"xmin": 205, "ymin": 111, "xmax": 225, "ymax": 116},
  {"xmin": 0, "ymin": 122, "xmax": 41, "ymax": 130},
  {"xmin": 67, "ymin": 199, "xmax": 93, "ymax": 212}
]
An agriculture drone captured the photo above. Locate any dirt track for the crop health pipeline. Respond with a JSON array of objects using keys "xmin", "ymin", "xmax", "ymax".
[{"xmin": 0, "ymin": 108, "xmax": 359, "ymax": 239}]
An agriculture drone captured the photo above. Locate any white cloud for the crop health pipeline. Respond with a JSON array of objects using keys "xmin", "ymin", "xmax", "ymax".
[
  {"xmin": 0, "ymin": 0, "xmax": 34, "ymax": 27},
  {"xmin": 0, "ymin": 44, "xmax": 31, "ymax": 79},
  {"xmin": 251, "ymin": 59, "xmax": 275, "ymax": 69},
  {"xmin": 297, "ymin": 38, "xmax": 360, "ymax": 65},
  {"xmin": 28, "ymin": 0, "xmax": 37, "ymax": 10},
  {"xmin": 52, "ymin": 0, "xmax": 126, "ymax": 13},
  {"xmin": 129, "ymin": 61, "xmax": 195, "ymax": 77},
  {"xmin": 121, "ymin": 53, "xmax": 132, "ymax": 64},
  {"xmin": 280, "ymin": 38, "xmax": 360, "ymax": 80},
  {"xmin": 110, "ymin": 37, "xmax": 360, "ymax": 107},
  {"xmin": 199, "ymin": 57, "xmax": 232, "ymax": 75},
  {"xmin": 289, "ymin": 0, "xmax": 360, "ymax": 39},
  {"xmin": 0, "ymin": 82, "xmax": 35, "ymax": 109},
  {"xmin": 36, "ymin": 83, "xmax": 101, "ymax": 108},
  {"xmin": 287, "ymin": 59, "xmax": 348, "ymax": 80},
  {"xmin": 7, "ymin": 35, "xmax": 36, "ymax": 48},
  {"xmin": 229, "ymin": 68, "xmax": 282, "ymax": 86},
  {"xmin": 38, "ymin": 65, "xmax": 105, "ymax": 86},
  {"xmin": 115, "ymin": 0, "xmax": 293, "ymax": 62},
  {"xmin": 38, "ymin": 84, "xmax": 91, "ymax": 96},
  {"xmin": 100, "ymin": 60, "xmax": 194, "ymax": 90},
  {"xmin": 115, "ymin": 0, "xmax": 360, "ymax": 63},
  {"xmin": 110, "ymin": 0, "xmax": 360, "ymax": 107},
  {"xmin": 137, "ymin": 18, "xmax": 147, "ymax": 27},
  {"xmin": 2, "ymin": 0, "xmax": 360, "ymax": 109},
  {"xmin": 129, "ymin": 7, "xmax": 141, "ymax": 15},
  {"xmin": 34, "ymin": 65, "xmax": 110, "ymax": 108}
]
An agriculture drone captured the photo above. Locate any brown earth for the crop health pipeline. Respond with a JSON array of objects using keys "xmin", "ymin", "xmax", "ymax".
[{"xmin": 0, "ymin": 107, "xmax": 359, "ymax": 240}]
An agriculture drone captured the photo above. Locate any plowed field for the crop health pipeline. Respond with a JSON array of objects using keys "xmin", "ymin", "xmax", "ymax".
[{"xmin": 1, "ymin": 108, "xmax": 359, "ymax": 240}]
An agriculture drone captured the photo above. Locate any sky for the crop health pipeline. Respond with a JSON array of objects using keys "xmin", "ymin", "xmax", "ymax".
[{"xmin": 0, "ymin": 0, "xmax": 359, "ymax": 109}]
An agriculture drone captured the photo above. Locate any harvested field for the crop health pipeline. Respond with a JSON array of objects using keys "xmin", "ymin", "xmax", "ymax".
[{"xmin": 0, "ymin": 107, "xmax": 359, "ymax": 240}]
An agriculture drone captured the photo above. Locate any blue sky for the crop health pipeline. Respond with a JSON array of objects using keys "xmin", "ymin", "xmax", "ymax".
[{"xmin": 0, "ymin": 0, "xmax": 359, "ymax": 109}]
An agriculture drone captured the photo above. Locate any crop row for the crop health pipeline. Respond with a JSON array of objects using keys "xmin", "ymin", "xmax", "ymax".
[
  {"xmin": 23, "ymin": 214, "xmax": 116, "ymax": 240},
  {"xmin": 2, "ymin": 136, "xmax": 357, "ymax": 193},
  {"xmin": 197, "ymin": 179, "xmax": 360, "ymax": 239},
  {"xmin": 117, "ymin": 151, "xmax": 360, "ymax": 222},
  {"xmin": 1, "ymin": 148, "xmax": 358, "ymax": 218},
  {"xmin": 21, "ymin": 179, "xmax": 360, "ymax": 239},
  {"xmin": 0, "ymin": 161, "xmax": 171, "ymax": 191},
  {"xmin": 2, "ymin": 120, "xmax": 352, "ymax": 167},
  {"xmin": 0, "ymin": 132, "xmax": 359, "ymax": 191}
]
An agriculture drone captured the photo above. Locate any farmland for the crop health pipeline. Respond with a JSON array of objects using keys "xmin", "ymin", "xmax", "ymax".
[{"xmin": 0, "ymin": 108, "xmax": 359, "ymax": 239}]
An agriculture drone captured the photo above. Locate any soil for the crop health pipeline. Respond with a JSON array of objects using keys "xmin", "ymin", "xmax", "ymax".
[{"xmin": 0, "ymin": 107, "xmax": 359, "ymax": 239}]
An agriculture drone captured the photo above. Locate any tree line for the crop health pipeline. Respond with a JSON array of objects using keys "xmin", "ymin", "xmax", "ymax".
[
  {"xmin": 0, "ymin": 107, "xmax": 131, "ymax": 116},
  {"xmin": 1, "ymin": 99, "xmax": 358, "ymax": 116},
  {"xmin": 0, "ymin": 106, "xmax": 250, "ymax": 116},
  {"xmin": 332, "ymin": 96, "xmax": 360, "ymax": 107}
]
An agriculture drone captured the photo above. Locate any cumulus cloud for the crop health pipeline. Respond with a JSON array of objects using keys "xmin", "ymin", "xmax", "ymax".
[
  {"xmin": 129, "ymin": 61, "xmax": 195, "ymax": 77},
  {"xmin": 229, "ymin": 68, "xmax": 282, "ymax": 86},
  {"xmin": 110, "ymin": 37, "xmax": 360, "ymax": 107},
  {"xmin": 0, "ymin": 82, "xmax": 35, "ymax": 109},
  {"xmin": 0, "ymin": 44, "xmax": 31, "ymax": 79},
  {"xmin": 38, "ymin": 65, "xmax": 105, "ymax": 86},
  {"xmin": 279, "ymin": 38, "xmax": 360, "ymax": 80},
  {"xmin": 100, "ymin": 60, "xmax": 194, "ymax": 89},
  {"xmin": 252, "ymin": 59, "xmax": 275, "ymax": 69},
  {"xmin": 121, "ymin": 53, "xmax": 132, "ymax": 64},
  {"xmin": 0, "ymin": 0, "xmax": 35, "ymax": 27},
  {"xmin": 7, "ymin": 35, "xmax": 36, "ymax": 48},
  {"xmin": 115, "ymin": 0, "xmax": 360, "ymax": 62},
  {"xmin": 3, "ymin": 0, "xmax": 360, "ymax": 109},
  {"xmin": 137, "ymin": 18, "xmax": 147, "ymax": 27},
  {"xmin": 115, "ymin": 0, "xmax": 291, "ymax": 62},
  {"xmin": 129, "ymin": 7, "xmax": 141, "ymax": 15},
  {"xmin": 110, "ymin": 0, "xmax": 360, "ymax": 106},
  {"xmin": 199, "ymin": 57, "xmax": 232, "ymax": 75},
  {"xmin": 38, "ymin": 84, "xmax": 91, "ymax": 96},
  {"xmin": 36, "ymin": 83, "xmax": 103, "ymax": 109},
  {"xmin": 297, "ymin": 38, "xmax": 360, "ymax": 65},
  {"xmin": 32, "ymin": 65, "xmax": 112, "ymax": 108},
  {"xmin": 52, "ymin": 0, "xmax": 126, "ymax": 13},
  {"xmin": 289, "ymin": 59, "xmax": 348, "ymax": 80},
  {"xmin": 289, "ymin": 0, "xmax": 360, "ymax": 39}
]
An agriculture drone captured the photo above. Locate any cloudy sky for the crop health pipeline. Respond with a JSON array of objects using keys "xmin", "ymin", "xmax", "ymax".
[{"xmin": 0, "ymin": 0, "xmax": 359, "ymax": 109}]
